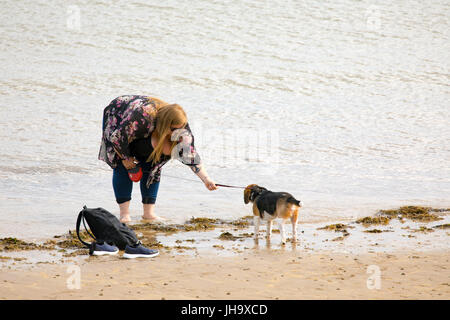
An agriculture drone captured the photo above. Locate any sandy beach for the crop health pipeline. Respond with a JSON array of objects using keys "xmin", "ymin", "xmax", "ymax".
[
  {"xmin": 1, "ymin": 206, "xmax": 449, "ymax": 300},
  {"xmin": 1, "ymin": 249, "xmax": 448, "ymax": 300}
]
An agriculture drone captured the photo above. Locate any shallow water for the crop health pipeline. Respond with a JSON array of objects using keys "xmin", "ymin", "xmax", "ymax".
[
  {"xmin": 0, "ymin": 0, "xmax": 449, "ymax": 240},
  {"xmin": 1, "ymin": 214, "xmax": 448, "ymax": 268}
]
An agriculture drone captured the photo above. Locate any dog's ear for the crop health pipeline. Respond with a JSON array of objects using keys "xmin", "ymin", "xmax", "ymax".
[
  {"xmin": 244, "ymin": 187, "xmax": 251, "ymax": 204},
  {"xmin": 244, "ymin": 184, "xmax": 257, "ymax": 204}
]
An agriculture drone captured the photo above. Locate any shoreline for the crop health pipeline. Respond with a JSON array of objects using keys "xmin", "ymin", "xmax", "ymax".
[{"xmin": 0, "ymin": 206, "xmax": 449, "ymax": 299}]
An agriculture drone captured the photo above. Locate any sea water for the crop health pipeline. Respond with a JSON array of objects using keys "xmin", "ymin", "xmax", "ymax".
[{"xmin": 0, "ymin": 0, "xmax": 449, "ymax": 240}]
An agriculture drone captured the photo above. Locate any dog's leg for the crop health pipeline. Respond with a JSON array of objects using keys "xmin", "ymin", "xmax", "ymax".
[
  {"xmin": 266, "ymin": 219, "xmax": 273, "ymax": 240},
  {"xmin": 291, "ymin": 220, "xmax": 297, "ymax": 243},
  {"xmin": 291, "ymin": 209, "xmax": 298, "ymax": 242},
  {"xmin": 278, "ymin": 219, "xmax": 286, "ymax": 245},
  {"xmin": 291, "ymin": 207, "xmax": 299, "ymax": 243},
  {"xmin": 253, "ymin": 216, "xmax": 260, "ymax": 240}
]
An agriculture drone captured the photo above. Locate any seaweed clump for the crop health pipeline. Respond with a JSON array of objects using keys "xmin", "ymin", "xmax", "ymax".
[
  {"xmin": 53, "ymin": 230, "xmax": 90, "ymax": 249},
  {"xmin": 188, "ymin": 217, "xmax": 220, "ymax": 224},
  {"xmin": 356, "ymin": 216, "xmax": 391, "ymax": 226},
  {"xmin": 363, "ymin": 229, "xmax": 393, "ymax": 233},
  {"xmin": 139, "ymin": 238, "xmax": 169, "ymax": 250},
  {"xmin": 218, "ymin": 232, "xmax": 241, "ymax": 241},
  {"xmin": 364, "ymin": 229, "xmax": 383, "ymax": 233},
  {"xmin": 433, "ymin": 224, "xmax": 450, "ymax": 230},
  {"xmin": 131, "ymin": 216, "xmax": 255, "ymax": 234},
  {"xmin": 0, "ymin": 237, "xmax": 54, "ymax": 252},
  {"xmin": 183, "ymin": 217, "xmax": 221, "ymax": 231},
  {"xmin": 411, "ymin": 226, "xmax": 434, "ymax": 233},
  {"xmin": 131, "ymin": 223, "xmax": 179, "ymax": 233},
  {"xmin": 378, "ymin": 206, "xmax": 443, "ymax": 222},
  {"xmin": 40, "ymin": 231, "xmax": 90, "ymax": 256},
  {"xmin": 317, "ymin": 224, "xmax": 351, "ymax": 239},
  {"xmin": 0, "ymin": 232, "xmax": 89, "ymax": 256},
  {"xmin": 229, "ymin": 216, "xmax": 253, "ymax": 228},
  {"xmin": 317, "ymin": 224, "xmax": 349, "ymax": 232}
]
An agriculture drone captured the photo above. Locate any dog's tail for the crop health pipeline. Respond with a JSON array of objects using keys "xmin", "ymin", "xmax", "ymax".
[{"xmin": 286, "ymin": 196, "xmax": 303, "ymax": 207}]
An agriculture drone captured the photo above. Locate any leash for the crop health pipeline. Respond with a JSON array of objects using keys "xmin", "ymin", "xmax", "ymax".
[
  {"xmin": 132, "ymin": 162, "xmax": 247, "ymax": 189},
  {"xmin": 161, "ymin": 173, "xmax": 246, "ymax": 189},
  {"xmin": 215, "ymin": 183, "xmax": 246, "ymax": 189}
]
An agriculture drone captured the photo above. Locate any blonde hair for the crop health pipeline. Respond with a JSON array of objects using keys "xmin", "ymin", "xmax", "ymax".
[
  {"xmin": 144, "ymin": 97, "xmax": 170, "ymax": 118},
  {"xmin": 148, "ymin": 103, "xmax": 187, "ymax": 164}
]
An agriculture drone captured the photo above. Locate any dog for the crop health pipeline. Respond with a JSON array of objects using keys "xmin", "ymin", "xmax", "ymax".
[{"xmin": 244, "ymin": 184, "xmax": 303, "ymax": 244}]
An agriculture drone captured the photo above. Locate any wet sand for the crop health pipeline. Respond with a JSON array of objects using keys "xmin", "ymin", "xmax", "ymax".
[
  {"xmin": 1, "ymin": 249, "xmax": 449, "ymax": 299},
  {"xmin": 1, "ymin": 207, "xmax": 449, "ymax": 299}
]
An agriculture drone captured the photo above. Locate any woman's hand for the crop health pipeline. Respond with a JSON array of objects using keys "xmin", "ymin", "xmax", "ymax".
[
  {"xmin": 203, "ymin": 177, "xmax": 218, "ymax": 191},
  {"xmin": 191, "ymin": 164, "xmax": 217, "ymax": 191},
  {"xmin": 122, "ymin": 157, "xmax": 138, "ymax": 170}
]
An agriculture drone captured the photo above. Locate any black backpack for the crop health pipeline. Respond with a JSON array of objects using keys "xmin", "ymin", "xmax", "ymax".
[{"xmin": 76, "ymin": 206, "xmax": 140, "ymax": 251}]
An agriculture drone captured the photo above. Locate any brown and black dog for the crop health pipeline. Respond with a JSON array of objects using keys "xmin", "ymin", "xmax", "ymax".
[{"xmin": 244, "ymin": 184, "xmax": 303, "ymax": 244}]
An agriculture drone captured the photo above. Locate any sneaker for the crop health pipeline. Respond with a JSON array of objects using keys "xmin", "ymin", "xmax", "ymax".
[
  {"xmin": 123, "ymin": 244, "xmax": 159, "ymax": 259},
  {"xmin": 90, "ymin": 241, "xmax": 119, "ymax": 256}
]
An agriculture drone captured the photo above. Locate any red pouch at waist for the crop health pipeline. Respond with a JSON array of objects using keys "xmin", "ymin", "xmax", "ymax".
[{"xmin": 128, "ymin": 166, "xmax": 143, "ymax": 182}]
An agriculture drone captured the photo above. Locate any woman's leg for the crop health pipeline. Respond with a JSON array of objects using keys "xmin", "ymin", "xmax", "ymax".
[
  {"xmin": 140, "ymin": 164, "xmax": 161, "ymax": 220},
  {"xmin": 118, "ymin": 201, "xmax": 131, "ymax": 223},
  {"xmin": 112, "ymin": 163, "xmax": 133, "ymax": 223},
  {"xmin": 140, "ymin": 181, "xmax": 160, "ymax": 220},
  {"xmin": 142, "ymin": 203, "xmax": 156, "ymax": 220}
]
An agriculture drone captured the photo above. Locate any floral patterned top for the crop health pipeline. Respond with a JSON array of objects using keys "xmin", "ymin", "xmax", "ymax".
[{"xmin": 98, "ymin": 95, "xmax": 201, "ymax": 186}]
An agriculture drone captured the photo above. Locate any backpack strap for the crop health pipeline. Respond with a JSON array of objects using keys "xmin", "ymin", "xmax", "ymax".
[{"xmin": 76, "ymin": 207, "xmax": 96, "ymax": 248}]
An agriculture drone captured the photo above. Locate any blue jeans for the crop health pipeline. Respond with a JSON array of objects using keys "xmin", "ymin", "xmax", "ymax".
[{"xmin": 113, "ymin": 162, "xmax": 160, "ymax": 204}]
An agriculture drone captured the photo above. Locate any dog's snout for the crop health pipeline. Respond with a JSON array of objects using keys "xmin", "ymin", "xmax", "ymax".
[{"xmin": 299, "ymin": 200, "xmax": 304, "ymax": 207}]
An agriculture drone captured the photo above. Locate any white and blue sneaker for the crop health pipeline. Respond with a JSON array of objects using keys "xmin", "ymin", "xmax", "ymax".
[
  {"xmin": 90, "ymin": 241, "xmax": 119, "ymax": 256},
  {"xmin": 123, "ymin": 244, "xmax": 159, "ymax": 259}
]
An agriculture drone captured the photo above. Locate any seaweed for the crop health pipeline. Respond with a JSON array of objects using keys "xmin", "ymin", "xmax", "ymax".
[
  {"xmin": 63, "ymin": 249, "xmax": 88, "ymax": 257},
  {"xmin": 378, "ymin": 209, "xmax": 398, "ymax": 217},
  {"xmin": 0, "ymin": 237, "xmax": 54, "ymax": 251},
  {"xmin": 131, "ymin": 223, "xmax": 179, "ymax": 233},
  {"xmin": 218, "ymin": 232, "xmax": 241, "ymax": 241},
  {"xmin": 331, "ymin": 232, "xmax": 350, "ymax": 241},
  {"xmin": 139, "ymin": 238, "xmax": 168, "ymax": 249},
  {"xmin": 432, "ymin": 224, "xmax": 450, "ymax": 230},
  {"xmin": 429, "ymin": 208, "xmax": 450, "ymax": 213},
  {"xmin": 317, "ymin": 224, "xmax": 352, "ymax": 239},
  {"xmin": 131, "ymin": 216, "xmax": 254, "ymax": 234},
  {"xmin": 55, "ymin": 231, "xmax": 88, "ymax": 249},
  {"xmin": 411, "ymin": 226, "xmax": 434, "ymax": 233},
  {"xmin": 229, "ymin": 216, "xmax": 252, "ymax": 228},
  {"xmin": 356, "ymin": 216, "xmax": 391, "ymax": 226},
  {"xmin": 317, "ymin": 224, "xmax": 349, "ymax": 232},
  {"xmin": 365, "ymin": 228, "xmax": 393, "ymax": 233},
  {"xmin": 239, "ymin": 233, "xmax": 254, "ymax": 238},
  {"xmin": 378, "ymin": 206, "xmax": 443, "ymax": 222},
  {"xmin": 183, "ymin": 222, "xmax": 216, "ymax": 232},
  {"xmin": 364, "ymin": 229, "xmax": 383, "ymax": 233},
  {"xmin": 188, "ymin": 217, "xmax": 220, "ymax": 224},
  {"xmin": 173, "ymin": 245, "xmax": 195, "ymax": 250}
]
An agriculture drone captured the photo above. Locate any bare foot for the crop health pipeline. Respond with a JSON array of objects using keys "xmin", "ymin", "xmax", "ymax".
[
  {"xmin": 120, "ymin": 215, "xmax": 131, "ymax": 223},
  {"xmin": 141, "ymin": 215, "xmax": 165, "ymax": 223}
]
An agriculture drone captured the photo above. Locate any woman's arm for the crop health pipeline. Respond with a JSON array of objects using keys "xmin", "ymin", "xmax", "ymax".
[
  {"xmin": 173, "ymin": 123, "xmax": 217, "ymax": 191},
  {"xmin": 191, "ymin": 164, "xmax": 217, "ymax": 191}
]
